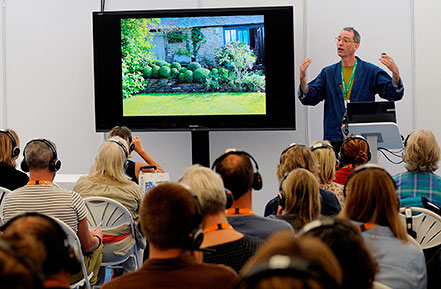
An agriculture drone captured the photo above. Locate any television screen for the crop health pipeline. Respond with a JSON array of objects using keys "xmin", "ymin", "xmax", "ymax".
[{"xmin": 93, "ymin": 6, "xmax": 295, "ymax": 131}]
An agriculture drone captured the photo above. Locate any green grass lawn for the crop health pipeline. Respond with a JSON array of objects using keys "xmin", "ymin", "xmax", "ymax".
[{"xmin": 123, "ymin": 92, "xmax": 266, "ymax": 116}]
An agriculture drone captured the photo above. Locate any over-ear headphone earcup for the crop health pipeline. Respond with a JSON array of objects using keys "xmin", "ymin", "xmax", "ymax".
[
  {"xmin": 278, "ymin": 191, "xmax": 286, "ymax": 210},
  {"xmin": 253, "ymin": 172, "xmax": 263, "ymax": 190},
  {"xmin": 12, "ymin": 146, "xmax": 20, "ymax": 158},
  {"xmin": 49, "ymin": 159, "xmax": 61, "ymax": 172},
  {"xmin": 225, "ymin": 189, "xmax": 234, "ymax": 209},
  {"xmin": 187, "ymin": 227, "xmax": 204, "ymax": 251},
  {"xmin": 21, "ymin": 159, "xmax": 29, "ymax": 172}
]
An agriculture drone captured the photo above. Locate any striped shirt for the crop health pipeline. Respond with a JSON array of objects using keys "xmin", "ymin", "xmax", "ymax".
[
  {"xmin": 3, "ymin": 183, "xmax": 87, "ymax": 232},
  {"xmin": 393, "ymin": 171, "xmax": 441, "ymax": 207}
]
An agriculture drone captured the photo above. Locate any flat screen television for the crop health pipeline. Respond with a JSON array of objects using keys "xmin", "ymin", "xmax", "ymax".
[{"xmin": 93, "ymin": 6, "xmax": 295, "ymax": 132}]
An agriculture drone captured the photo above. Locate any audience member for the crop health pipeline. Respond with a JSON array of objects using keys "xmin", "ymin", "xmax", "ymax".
[
  {"xmin": 264, "ymin": 144, "xmax": 341, "ymax": 217},
  {"xmin": 212, "ymin": 149, "xmax": 293, "ymax": 240},
  {"xmin": 299, "ymin": 218, "xmax": 378, "ymax": 289},
  {"xmin": 0, "ymin": 231, "xmax": 45, "ymax": 289},
  {"xmin": 235, "ymin": 230, "xmax": 342, "ymax": 289},
  {"xmin": 310, "ymin": 141, "xmax": 344, "ymax": 205},
  {"xmin": 269, "ymin": 168, "xmax": 321, "ymax": 231},
  {"xmin": 394, "ymin": 129, "xmax": 441, "ymax": 207},
  {"xmin": 180, "ymin": 164, "xmax": 262, "ymax": 272},
  {"xmin": 342, "ymin": 164, "xmax": 427, "ymax": 289},
  {"xmin": 101, "ymin": 182, "xmax": 238, "ymax": 289},
  {"xmin": 73, "ymin": 136, "xmax": 145, "ymax": 283},
  {"xmin": 0, "ymin": 129, "xmax": 29, "ymax": 190},
  {"xmin": 334, "ymin": 135, "xmax": 370, "ymax": 185},
  {"xmin": 107, "ymin": 126, "xmax": 163, "ymax": 183},
  {"xmin": 1, "ymin": 212, "xmax": 84, "ymax": 289},
  {"xmin": 2, "ymin": 139, "xmax": 103, "ymax": 286}
]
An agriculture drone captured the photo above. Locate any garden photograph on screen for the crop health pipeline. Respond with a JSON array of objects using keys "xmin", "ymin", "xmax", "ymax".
[{"xmin": 121, "ymin": 15, "xmax": 266, "ymax": 116}]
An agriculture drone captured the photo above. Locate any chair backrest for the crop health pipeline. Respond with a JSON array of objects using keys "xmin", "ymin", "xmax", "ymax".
[
  {"xmin": 399, "ymin": 206, "xmax": 441, "ymax": 249},
  {"xmin": 373, "ymin": 281, "xmax": 393, "ymax": 289},
  {"xmin": 83, "ymin": 196, "xmax": 140, "ymax": 268},
  {"xmin": 0, "ymin": 186, "xmax": 12, "ymax": 225},
  {"xmin": 51, "ymin": 216, "xmax": 91, "ymax": 289}
]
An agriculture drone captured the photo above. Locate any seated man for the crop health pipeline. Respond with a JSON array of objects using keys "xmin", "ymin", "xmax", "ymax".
[
  {"xmin": 3, "ymin": 139, "xmax": 103, "ymax": 286},
  {"xmin": 102, "ymin": 183, "xmax": 238, "ymax": 289},
  {"xmin": 212, "ymin": 149, "xmax": 293, "ymax": 240},
  {"xmin": 1, "ymin": 212, "xmax": 84, "ymax": 289}
]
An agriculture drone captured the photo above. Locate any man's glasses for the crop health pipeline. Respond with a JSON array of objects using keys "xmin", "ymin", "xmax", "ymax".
[{"xmin": 335, "ymin": 37, "xmax": 355, "ymax": 44}]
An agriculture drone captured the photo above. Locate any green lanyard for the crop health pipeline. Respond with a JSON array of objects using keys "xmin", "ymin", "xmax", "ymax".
[{"xmin": 341, "ymin": 58, "xmax": 358, "ymax": 100}]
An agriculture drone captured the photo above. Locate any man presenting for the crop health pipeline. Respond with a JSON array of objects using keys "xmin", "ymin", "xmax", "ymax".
[{"xmin": 299, "ymin": 27, "xmax": 404, "ymax": 152}]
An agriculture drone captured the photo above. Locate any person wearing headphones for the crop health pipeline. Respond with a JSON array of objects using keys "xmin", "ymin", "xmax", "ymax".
[
  {"xmin": 101, "ymin": 183, "xmax": 238, "ymax": 289},
  {"xmin": 1, "ymin": 213, "xmax": 84, "ymax": 289},
  {"xmin": 235, "ymin": 230, "xmax": 342, "ymax": 289},
  {"xmin": 2, "ymin": 139, "xmax": 103, "ymax": 287},
  {"xmin": 108, "ymin": 126, "xmax": 164, "ymax": 183},
  {"xmin": 342, "ymin": 164, "xmax": 427, "ymax": 289},
  {"xmin": 0, "ymin": 128, "xmax": 29, "ymax": 190},
  {"xmin": 212, "ymin": 149, "xmax": 293, "ymax": 240},
  {"xmin": 269, "ymin": 168, "xmax": 321, "ymax": 232},
  {"xmin": 73, "ymin": 136, "xmax": 146, "ymax": 284},
  {"xmin": 334, "ymin": 134, "xmax": 370, "ymax": 185},
  {"xmin": 180, "ymin": 164, "xmax": 262, "ymax": 273}
]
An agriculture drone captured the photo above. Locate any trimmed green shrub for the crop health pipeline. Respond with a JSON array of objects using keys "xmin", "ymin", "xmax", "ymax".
[
  {"xmin": 142, "ymin": 65, "xmax": 153, "ymax": 78},
  {"xmin": 156, "ymin": 60, "xmax": 170, "ymax": 67},
  {"xmin": 219, "ymin": 67, "xmax": 230, "ymax": 83},
  {"xmin": 188, "ymin": 62, "xmax": 201, "ymax": 71},
  {"xmin": 171, "ymin": 62, "xmax": 182, "ymax": 70},
  {"xmin": 179, "ymin": 67, "xmax": 188, "ymax": 73},
  {"xmin": 171, "ymin": 68, "xmax": 179, "ymax": 78},
  {"xmin": 184, "ymin": 70, "xmax": 193, "ymax": 83},
  {"xmin": 178, "ymin": 72, "xmax": 186, "ymax": 82},
  {"xmin": 193, "ymin": 68, "xmax": 210, "ymax": 83},
  {"xmin": 152, "ymin": 65, "xmax": 160, "ymax": 78},
  {"xmin": 159, "ymin": 66, "xmax": 171, "ymax": 78}
]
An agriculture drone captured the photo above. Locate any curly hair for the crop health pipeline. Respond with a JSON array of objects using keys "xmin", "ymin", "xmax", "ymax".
[{"xmin": 277, "ymin": 145, "xmax": 319, "ymax": 181}]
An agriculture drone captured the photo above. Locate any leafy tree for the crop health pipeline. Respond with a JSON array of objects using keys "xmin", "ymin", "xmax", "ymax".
[
  {"xmin": 190, "ymin": 28, "xmax": 206, "ymax": 62},
  {"xmin": 121, "ymin": 18, "xmax": 160, "ymax": 98}
]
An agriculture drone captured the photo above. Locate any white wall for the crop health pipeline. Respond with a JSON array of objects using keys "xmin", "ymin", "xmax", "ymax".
[{"xmin": 1, "ymin": 0, "xmax": 439, "ymax": 215}]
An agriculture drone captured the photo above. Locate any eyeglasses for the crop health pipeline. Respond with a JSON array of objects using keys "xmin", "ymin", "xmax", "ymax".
[{"xmin": 335, "ymin": 36, "xmax": 355, "ymax": 44}]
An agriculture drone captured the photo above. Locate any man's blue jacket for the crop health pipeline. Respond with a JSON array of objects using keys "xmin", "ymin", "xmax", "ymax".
[{"xmin": 298, "ymin": 56, "xmax": 404, "ymax": 142}]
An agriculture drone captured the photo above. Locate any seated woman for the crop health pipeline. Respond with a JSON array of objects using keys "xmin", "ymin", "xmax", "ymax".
[
  {"xmin": 269, "ymin": 168, "xmax": 321, "ymax": 232},
  {"xmin": 73, "ymin": 136, "xmax": 145, "ymax": 284},
  {"xmin": 179, "ymin": 164, "xmax": 262, "ymax": 273},
  {"xmin": 334, "ymin": 134, "xmax": 370, "ymax": 185},
  {"xmin": 264, "ymin": 144, "xmax": 341, "ymax": 217},
  {"xmin": 342, "ymin": 164, "xmax": 427, "ymax": 289},
  {"xmin": 0, "ymin": 129, "xmax": 29, "ymax": 190},
  {"xmin": 107, "ymin": 126, "xmax": 163, "ymax": 183},
  {"xmin": 310, "ymin": 141, "xmax": 344, "ymax": 205},
  {"xmin": 394, "ymin": 129, "xmax": 441, "ymax": 207},
  {"xmin": 236, "ymin": 231, "xmax": 342, "ymax": 289},
  {"xmin": 299, "ymin": 217, "xmax": 378, "ymax": 289}
]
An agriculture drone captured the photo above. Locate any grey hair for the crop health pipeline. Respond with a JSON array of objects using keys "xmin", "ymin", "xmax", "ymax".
[
  {"xmin": 343, "ymin": 27, "xmax": 361, "ymax": 43},
  {"xmin": 179, "ymin": 164, "xmax": 227, "ymax": 216},
  {"xmin": 24, "ymin": 139, "xmax": 57, "ymax": 170}
]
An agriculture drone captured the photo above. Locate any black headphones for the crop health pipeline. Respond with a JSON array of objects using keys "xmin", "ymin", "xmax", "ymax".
[
  {"xmin": 212, "ymin": 149, "xmax": 263, "ymax": 191},
  {"xmin": 310, "ymin": 142, "xmax": 333, "ymax": 152},
  {"xmin": 112, "ymin": 126, "xmax": 135, "ymax": 153},
  {"xmin": 234, "ymin": 254, "xmax": 341, "ymax": 289},
  {"xmin": 343, "ymin": 163, "xmax": 396, "ymax": 198},
  {"xmin": 338, "ymin": 135, "xmax": 371, "ymax": 165},
  {"xmin": 225, "ymin": 188, "xmax": 234, "ymax": 209},
  {"xmin": 21, "ymin": 139, "xmax": 61, "ymax": 172},
  {"xmin": 298, "ymin": 218, "xmax": 360, "ymax": 237},
  {"xmin": 277, "ymin": 174, "xmax": 289, "ymax": 210},
  {"xmin": 180, "ymin": 184, "xmax": 204, "ymax": 251},
  {"xmin": 1, "ymin": 212, "xmax": 82, "ymax": 275},
  {"xmin": 106, "ymin": 138, "xmax": 129, "ymax": 159},
  {"xmin": 279, "ymin": 143, "xmax": 306, "ymax": 164},
  {"xmin": 0, "ymin": 129, "xmax": 20, "ymax": 157}
]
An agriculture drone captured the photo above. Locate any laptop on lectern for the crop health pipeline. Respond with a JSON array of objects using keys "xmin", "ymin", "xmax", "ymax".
[{"xmin": 347, "ymin": 101, "xmax": 396, "ymax": 123}]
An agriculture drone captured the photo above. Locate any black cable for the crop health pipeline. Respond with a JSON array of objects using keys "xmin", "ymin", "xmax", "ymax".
[
  {"xmin": 378, "ymin": 147, "xmax": 404, "ymax": 165},
  {"xmin": 377, "ymin": 146, "xmax": 405, "ymax": 158},
  {"xmin": 101, "ymin": 0, "xmax": 106, "ymax": 12}
]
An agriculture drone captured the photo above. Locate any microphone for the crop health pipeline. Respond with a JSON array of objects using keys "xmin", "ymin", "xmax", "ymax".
[{"xmin": 339, "ymin": 83, "xmax": 349, "ymax": 136}]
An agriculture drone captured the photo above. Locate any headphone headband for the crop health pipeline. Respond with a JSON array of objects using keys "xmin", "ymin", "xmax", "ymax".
[
  {"xmin": 21, "ymin": 139, "xmax": 61, "ymax": 172},
  {"xmin": 106, "ymin": 138, "xmax": 129, "ymax": 159},
  {"xmin": 279, "ymin": 143, "xmax": 306, "ymax": 164},
  {"xmin": 0, "ymin": 129, "xmax": 20, "ymax": 157},
  {"xmin": 310, "ymin": 142, "xmax": 333, "ymax": 152},
  {"xmin": 298, "ymin": 218, "xmax": 359, "ymax": 236},
  {"xmin": 178, "ymin": 183, "xmax": 204, "ymax": 251},
  {"xmin": 111, "ymin": 126, "xmax": 135, "ymax": 153},
  {"xmin": 339, "ymin": 135, "xmax": 371, "ymax": 165}
]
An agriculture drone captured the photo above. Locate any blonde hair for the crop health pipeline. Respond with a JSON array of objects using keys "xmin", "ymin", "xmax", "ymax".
[
  {"xmin": 238, "ymin": 231, "xmax": 342, "ymax": 289},
  {"xmin": 277, "ymin": 145, "xmax": 319, "ymax": 181},
  {"xmin": 90, "ymin": 136, "xmax": 132, "ymax": 184},
  {"xmin": 310, "ymin": 141, "xmax": 336, "ymax": 184},
  {"xmin": 342, "ymin": 167, "xmax": 408, "ymax": 241},
  {"xmin": 0, "ymin": 129, "xmax": 20, "ymax": 167},
  {"xmin": 180, "ymin": 164, "xmax": 226, "ymax": 216},
  {"xmin": 404, "ymin": 129, "xmax": 440, "ymax": 172},
  {"xmin": 283, "ymin": 169, "xmax": 321, "ymax": 230}
]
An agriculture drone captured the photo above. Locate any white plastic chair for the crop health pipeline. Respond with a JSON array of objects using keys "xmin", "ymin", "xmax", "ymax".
[
  {"xmin": 0, "ymin": 186, "xmax": 12, "ymax": 225},
  {"xmin": 83, "ymin": 197, "xmax": 141, "ymax": 269},
  {"xmin": 373, "ymin": 281, "xmax": 393, "ymax": 289},
  {"xmin": 50, "ymin": 216, "xmax": 92, "ymax": 289},
  {"xmin": 399, "ymin": 206, "xmax": 441, "ymax": 249}
]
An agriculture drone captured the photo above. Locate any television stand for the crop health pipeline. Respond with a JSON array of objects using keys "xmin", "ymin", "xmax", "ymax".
[{"xmin": 191, "ymin": 130, "xmax": 210, "ymax": 167}]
